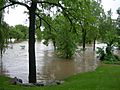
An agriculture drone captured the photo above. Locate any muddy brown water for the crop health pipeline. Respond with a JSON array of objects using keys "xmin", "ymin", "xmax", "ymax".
[{"xmin": 0, "ymin": 41, "xmax": 100, "ymax": 83}]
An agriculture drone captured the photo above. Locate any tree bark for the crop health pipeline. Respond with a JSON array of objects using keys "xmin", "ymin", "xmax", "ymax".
[
  {"xmin": 93, "ymin": 38, "xmax": 96, "ymax": 51},
  {"xmin": 82, "ymin": 29, "xmax": 86, "ymax": 51},
  {"xmin": 28, "ymin": 1, "xmax": 37, "ymax": 83}
]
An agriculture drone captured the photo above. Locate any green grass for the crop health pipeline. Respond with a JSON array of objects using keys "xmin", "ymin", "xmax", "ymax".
[{"xmin": 1, "ymin": 64, "xmax": 120, "ymax": 90}]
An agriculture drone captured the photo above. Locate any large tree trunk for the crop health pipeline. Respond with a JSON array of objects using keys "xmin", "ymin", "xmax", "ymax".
[{"xmin": 28, "ymin": 1, "xmax": 37, "ymax": 83}]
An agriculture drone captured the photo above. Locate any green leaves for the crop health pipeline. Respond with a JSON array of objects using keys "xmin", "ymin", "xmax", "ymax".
[
  {"xmin": 8, "ymin": 25, "xmax": 28, "ymax": 41},
  {"xmin": 100, "ymin": 10, "xmax": 117, "ymax": 45},
  {"xmin": 36, "ymin": 0, "xmax": 105, "ymax": 58},
  {"xmin": 0, "ymin": 21, "xmax": 9, "ymax": 56},
  {"xmin": 41, "ymin": 14, "xmax": 78, "ymax": 58},
  {"xmin": 0, "ymin": 0, "xmax": 6, "ymax": 56},
  {"xmin": 55, "ymin": 21, "xmax": 77, "ymax": 58}
]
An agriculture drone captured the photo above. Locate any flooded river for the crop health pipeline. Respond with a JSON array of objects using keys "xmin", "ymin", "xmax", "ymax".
[{"xmin": 0, "ymin": 41, "xmax": 99, "ymax": 83}]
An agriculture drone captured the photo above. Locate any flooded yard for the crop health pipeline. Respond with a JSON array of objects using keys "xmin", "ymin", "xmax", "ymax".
[{"xmin": 0, "ymin": 41, "xmax": 99, "ymax": 83}]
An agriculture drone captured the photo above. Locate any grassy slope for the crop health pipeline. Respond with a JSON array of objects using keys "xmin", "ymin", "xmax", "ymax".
[{"xmin": 1, "ymin": 64, "xmax": 120, "ymax": 90}]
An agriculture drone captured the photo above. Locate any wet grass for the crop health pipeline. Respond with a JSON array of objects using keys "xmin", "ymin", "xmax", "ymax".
[{"xmin": 1, "ymin": 64, "xmax": 120, "ymax": 90}]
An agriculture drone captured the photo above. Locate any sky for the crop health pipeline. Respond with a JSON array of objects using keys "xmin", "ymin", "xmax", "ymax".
[
  {"xmin": 3, "ymin": 0, "xmax": 120, "ymax": 26},
  {"xmin": 102, "ymin": 0, "xmax": 120, "ymax": 19},
  {"xmin": 4, "ymin": 5, "xmax": 29, "ymax": 26}
]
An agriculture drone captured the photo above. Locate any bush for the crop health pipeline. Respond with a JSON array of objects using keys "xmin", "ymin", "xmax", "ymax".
[
  {"xmin": 97, "ymin": 47, "xmax": 120, "ymax": 64},
  {"xmin": 96, "ymin": 47, "xmax": 105, "ymax": 61}
]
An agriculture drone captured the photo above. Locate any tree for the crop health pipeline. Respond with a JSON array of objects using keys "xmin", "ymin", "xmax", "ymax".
[
  {"xmin": 116, "ymin": 7, "xmax": 120, "ymax": 49},
  {"xmin": 9, "ymin": 26, "xmax": 25, "ymax": 41},
  {"xmin": 0, "ymin": 21, "xmax": 9, "ymax": 56},
  {"xmin": 100, "ymin": 10, "xmax": 117, "ymax": 46},
  {"xmin": 87, "ymin": 0, "xmax": 104, "ymax": 51},
  {"xmin": 62, "ymin": 0, "xmax": 103, "ymax": 50},
  {"xmin": 15, "ymin": 24, "xmax": 28, "ymax": 40},
  {"xmin": 0, "ymin": 0, "xmax": 8, "ymax": 56},
  {"xmin": 0, "ymin": 0, "xmax": 78, "ymax": 83},
  {"xmin": 97, "ymin": 10, "xmax": 119, "ymax": 61},
  {"xmin": 42, "ymin": 15, "xmax": 78, "ymax": 58}
]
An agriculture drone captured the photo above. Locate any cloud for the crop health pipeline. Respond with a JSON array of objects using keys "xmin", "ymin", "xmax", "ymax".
[
  {"xmin": 102, "ymin": 0, "xmax": 120, "ymax": 19},
  {"xmin": 4, "ymin": 6, "xmax": 28, "ymax": 26}
]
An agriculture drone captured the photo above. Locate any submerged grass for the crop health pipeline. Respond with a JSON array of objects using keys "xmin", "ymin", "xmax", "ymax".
[{"xmin": 1, "ymin": 64, "xmax": 120, "ymax": 90}]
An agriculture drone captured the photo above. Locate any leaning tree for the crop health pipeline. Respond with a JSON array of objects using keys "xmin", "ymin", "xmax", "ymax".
[
  {"xmin": 0, "ymin": 0, "xmax": 78, "ymax": 83},
  {"xmin": 0, "ymin": 0, "xmax": 8, "ymax": 56}
]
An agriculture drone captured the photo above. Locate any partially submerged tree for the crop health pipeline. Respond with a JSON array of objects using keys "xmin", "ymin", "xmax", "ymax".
[
  {"xmin": 102, "ymin": 10, "xmax": 117, "ymax": 50},
  {"xmin": 43, "ymin": 15, "xmax": 78, "ymax": 58},
  {"xmin": 62, "ymin": 0, "xmax": 103, "ymax": 50},
  {"xmin": 97, "ymin": 10, "xmax": 119, "ymax": 62}
]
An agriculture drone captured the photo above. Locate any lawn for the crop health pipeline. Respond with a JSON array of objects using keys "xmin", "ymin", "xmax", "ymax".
[{"xmin": 1, "ymin": 64, "xmax": 120, "ymax": 90}]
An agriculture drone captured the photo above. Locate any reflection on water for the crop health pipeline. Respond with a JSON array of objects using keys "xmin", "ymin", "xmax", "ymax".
[{"xmin": 1, "ymin": 41, "xmax": 99, "ymax": 83}]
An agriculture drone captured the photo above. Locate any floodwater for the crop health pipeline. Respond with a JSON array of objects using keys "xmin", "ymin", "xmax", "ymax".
[{"xmin": 0, "ymin": 41, "xmax": 99, "ymax": 83}]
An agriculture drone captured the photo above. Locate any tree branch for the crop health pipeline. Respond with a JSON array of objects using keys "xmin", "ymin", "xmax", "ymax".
[
  {"xmin": 9, "ymin": 0, "xmax": 30, "ymax": 10},
  {"xmin": 36, "ymin": 13, "xmax": 50, "ymax": 30},
  {"xmin": 36, "ymin": 13, "xmax": 58, "ymax": 32},
  {"xmin": 37, "ymin": 1, "xmax": 68, "ymax": 12},
  {"xmin": 37, "ymin": 1, "xmax": 76, "ymax": 31},
  {"xmin": 0, "ymin": 3, "xmax": 14, "ymax": 11},
  {"xmin": 37, "ymin": 1, "xmax": 60, "ymax": 7},
  {"xmin": 0, "ymin": 0, "xmax": 30, "ymax": 11}
]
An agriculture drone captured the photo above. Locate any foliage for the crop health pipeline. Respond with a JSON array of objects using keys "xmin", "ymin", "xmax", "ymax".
[
  {"xmin": 9, "ymin": 26, "xmax": 24, "ymax": 41},
  {"xmin": 0, "ymin": 0, "xmax": 8, "ymax": 56},
  {"xmin": 42, "ymin": 15, "xmax": 78, "ymax": 58},
  {"xmin": 65, "ymin": 0, "xmax": 104, "ymax": 50},
  {"xmin": 36, "ymin": 29, "xmax": 42, "ymax": 41},
  {"xmin": 42, "ymin": 16, "xmax": 53, "ymax": 46},
  {"xmin": 55, "ymin": 23, "xmax": 77, "ymax": 58},
  {"xmin": 96, "ymin": 47, "xmax": 105, "ymax": 60},
  {"xmin": 15, "ymin": 25, "xmax": 28, "ymax": 40},
  {"xmin": 96, "ymin": 10, "xmax": 120, "ymax": 63},
  {"xmin": 8, "ymin": 25, "xmax": 28, "ymax": 41},
  {"xmin": 97, "ymin": 47, "xmax": 120, "ymax": 64},
  {"xmin": 99, "ymin": 10, "xmax": 118, "ymax": 43},
  {"xmin": 39, "ymin": 0, "xmax": 104, "ymax": 57},
  {"xmin": 0, "ymin": 21, "xmax": 9, "ymax": 56},
  {"xmin": 116, "ymin": 8, "xmax": 120, "ymax": 49}
]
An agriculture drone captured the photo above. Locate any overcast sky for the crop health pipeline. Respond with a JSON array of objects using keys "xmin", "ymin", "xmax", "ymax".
[
  {"xmin": 3, "ymin": 0, "xmax": 120, "ymax": 26},
  {"xmin": 102, "ymin": 0, "xmax": 120, "ymax": 18}
]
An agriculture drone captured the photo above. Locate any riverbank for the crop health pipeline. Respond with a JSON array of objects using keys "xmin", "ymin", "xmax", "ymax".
[{"xmin": 1, "ymin": 64, "xmax": 120, "ymax": 90}]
